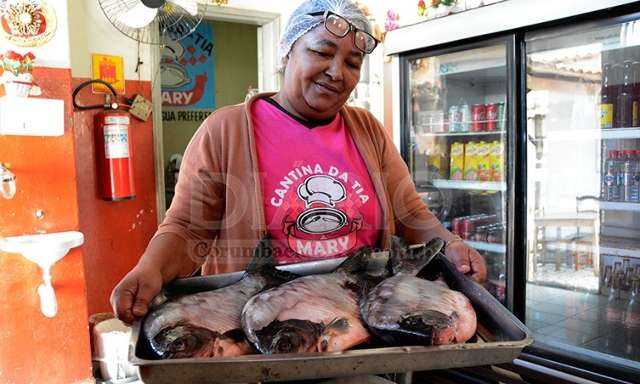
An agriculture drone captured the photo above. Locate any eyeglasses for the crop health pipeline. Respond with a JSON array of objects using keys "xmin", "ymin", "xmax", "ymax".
[{"xmin": 307, "ymin": 11, "xmax": 379, "ymax": 54}]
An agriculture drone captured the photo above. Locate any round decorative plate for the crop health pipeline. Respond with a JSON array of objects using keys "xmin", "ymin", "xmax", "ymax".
[{"xmin": 0, "ymin": 0, "xmax": 57, "ymax": 47}]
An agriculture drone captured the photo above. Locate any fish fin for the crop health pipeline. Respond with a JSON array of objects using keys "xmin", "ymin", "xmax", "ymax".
[
  {"xmin": 245, "ymin": 236, "xmax": 299, "ymax": 285},
  {"xmin": 398, "ymin": 310, "xmax": 457, "ymax": 342},
  {"xmin": 390, "ymin": 236, "xmax": 445, "ymax": 275},
  {"xmin": 367, "ymin": 310, "xmax": 454, "ymax": 347},
  {"xmin": 245, "ymin": 236, "xmax": 274, "ymax": 274},
  {"xmin": 337, "ymin": 246, "xmax": 388, "ymax": 276},
  {"xmin": 389, "ymin": 236, "xmax": 410, "ymax": 274}
]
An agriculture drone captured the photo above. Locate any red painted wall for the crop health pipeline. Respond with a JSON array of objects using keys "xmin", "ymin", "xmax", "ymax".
[
  {"xmin": 72, "ymin": 78, "xmax": 157, "ymax": 316},
  {"xmin": 0, "ymin": 70, "xmax": 157, "ymax": 383},
  {"xmin": 0, "ymin": 68, "xmax": 92, "ymax": 383}
]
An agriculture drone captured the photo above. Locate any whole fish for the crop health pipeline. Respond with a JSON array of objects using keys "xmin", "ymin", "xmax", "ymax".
[
  {"xmin": 143, "ymin": 238, "xmax": 296, "ymax": 359},
  {"xmin": 360, "ymin": 237, "xmax": 477, "ymax": 346},
  {"xmin": 241, "ymin": 248, "xmax": 388, "ymax": 354}
]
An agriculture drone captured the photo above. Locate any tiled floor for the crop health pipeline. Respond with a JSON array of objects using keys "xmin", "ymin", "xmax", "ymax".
[{"xmin": 526, "ymin": 283, "xmax": 640, "ymax": 362}]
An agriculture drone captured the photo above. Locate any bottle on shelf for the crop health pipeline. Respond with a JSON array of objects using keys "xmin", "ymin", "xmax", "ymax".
[
  {"xmin": 496, "ymin": 101, "xmax": 506, "ymax": 131},
  {"xmin": 602, "ymin": 150, "xmax": 621, "ymax": 201},
  {"xmin": 611, "ymin": 60, "xmax": 623, "ymax": 128},
  {"xmin": 623, "ymin": 277, "xmax": 640, "ymax": 329},
  {"xmin": 632, "ymin": 61, "xmax": 640, "ymax": 127},
  {"xmin": 601, "ymin": 62, "xmax": 614, "ymax": 129},
  {"xmin": 616, "ymin": 61, "xmax": 634, "ymax": 128},
  {"xmin": 622, "ymin": 258, "xmax": 631, "ymax": 290},
  {"xmin": 603, "ymin": 264, "xmax": 613, "ymax": 289},
  {"xmin": 632, "ymin": 149, "xmax": 640, "ymax": 203},
  {"xmin": 606, "ymin": 269, "xmax": 624, "ymax": 324},
  {"xmin": 621, "ymin": 150, "xmax": 637, "ymax": 202},
  {"xmin": 460, "ymin": 99, "xmax": 471, "ymax": 132}
]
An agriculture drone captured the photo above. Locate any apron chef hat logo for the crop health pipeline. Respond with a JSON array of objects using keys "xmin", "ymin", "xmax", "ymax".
[
  {"xmin": 295, "ymin": 175, "xmax": 348, "ymax": 235},
  {"xmin": 297, "ymin": 175, "xmax": 346, "ymax": 207}
]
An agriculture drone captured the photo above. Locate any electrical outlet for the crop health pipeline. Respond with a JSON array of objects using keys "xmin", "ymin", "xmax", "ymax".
[{"xmin": 129, "ymin": 94, "xmax": 152, "ymax": 121}]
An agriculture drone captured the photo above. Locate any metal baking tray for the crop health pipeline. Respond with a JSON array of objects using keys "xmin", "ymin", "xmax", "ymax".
[{"xmin": 129, "ymin": 253, "xmax": 533, "ymax": 383}]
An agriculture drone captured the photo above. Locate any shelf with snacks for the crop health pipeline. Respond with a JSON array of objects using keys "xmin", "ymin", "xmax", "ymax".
[
  {"xmin": 465, "ymin": 240, "xmax": 507, "ymax": 254},
  {"xmin": 536, "ymin": 127, "xmax": 640, "ymax": 141},
  {"xmin": 431, "ymin": 179, "xmax": 507, "ymax": 191}
]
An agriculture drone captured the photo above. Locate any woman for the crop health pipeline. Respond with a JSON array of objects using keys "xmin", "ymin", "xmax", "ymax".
[{"xmin": 111, "ymin": 0, "xmax": 486, "ymax": 324}]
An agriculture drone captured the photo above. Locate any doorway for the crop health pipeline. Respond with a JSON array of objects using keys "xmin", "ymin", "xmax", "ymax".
[{"xmin": 150, "ymin": 7, "xmax": 281, "ymax": 220}]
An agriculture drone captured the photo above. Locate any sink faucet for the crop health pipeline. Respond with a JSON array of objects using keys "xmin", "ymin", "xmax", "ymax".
[{"xmin": 0, "ymin": 163, "xmax": 16, "ymax": 199}]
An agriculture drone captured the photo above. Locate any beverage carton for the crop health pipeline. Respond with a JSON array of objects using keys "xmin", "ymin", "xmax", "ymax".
[
  {"xmin": 464, "ymin": 141, "xmax": 478, "ymax": 181},
  {"xmin": 449, "ymin": 142, "xmax": 465, "ymax": 180},
  {"xmin": 477, "ymin": 141, "xmax": 491, "ymax": 181},
  {"xmin": 490, "ymin": 140, "xmax": 504, "ymax": 181}
]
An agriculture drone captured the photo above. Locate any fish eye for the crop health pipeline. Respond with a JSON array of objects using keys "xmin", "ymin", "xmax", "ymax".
[
  {"xmin": 273, "ymin": 334, "xmax": 297, "ymax": 353},
  {"xmin": 173, "ymin": 339, "xmax": 186, "ymax": 351},
  {"xmin": 276, "ymin": 339, "xmax": 292, "ymax": 353},
  {"xmin": 171, "ymin": 335, "xmax": 197, "ymax": 354}
]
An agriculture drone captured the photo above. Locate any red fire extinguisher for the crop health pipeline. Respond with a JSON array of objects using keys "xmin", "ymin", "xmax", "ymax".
[
  {"xmin": 94, "ymin": 110, "xmax": 135, "ymax": 200},
  {"xmin": 73, "ymin": 79, "xmax": 136, "ymax": 201}
]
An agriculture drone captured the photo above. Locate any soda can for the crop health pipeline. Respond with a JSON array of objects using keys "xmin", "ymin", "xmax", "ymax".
[
  {"xmin": 462, "ymin": 217, "xmax": 477, "ymax": 239},
  {"xmin": 448, "ymin": 105, "xmax": 459, "ymax": 132},
  {"xmin": 471, "ymin": 104, "xmax": 486, "ymax": 132},
  {"xmin": 496, "ymin": 102, "xmax": 506, "ymax": 131},
  {"xmin": 459, "ymin": 103, "xmax": 471, "ymax": 132},
  {"xmin": 452, "ymin": 217, "xmax": 462, "ymax": 236},
  {"xmin": 485, "ymin": 103, "xmax": 497, "ymax": 131}
]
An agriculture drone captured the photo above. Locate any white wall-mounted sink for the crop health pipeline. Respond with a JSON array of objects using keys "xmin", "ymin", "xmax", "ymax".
[{"xmin": 0, "ymin": 231, "xmax": 84, "ymax": 317}]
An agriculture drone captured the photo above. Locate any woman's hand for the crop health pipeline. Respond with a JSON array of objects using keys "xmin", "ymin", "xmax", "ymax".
[
  {"xmin": 444, "ymin": 238, "xmax": 487, "ymax": 283},
  {"xmin": 110, "ymin": 264, "xmax": 163, "ymax": 325}
]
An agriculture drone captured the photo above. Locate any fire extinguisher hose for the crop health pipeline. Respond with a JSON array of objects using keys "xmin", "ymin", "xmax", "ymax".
[{"xmin": 72, "ymin": 79, "xmax": 118, "ymax": 110}]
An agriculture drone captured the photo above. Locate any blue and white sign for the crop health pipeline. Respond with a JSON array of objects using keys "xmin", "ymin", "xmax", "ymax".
[{"xmin": 161, "ymin": 22, "xmax": 215, "ymax": 109}]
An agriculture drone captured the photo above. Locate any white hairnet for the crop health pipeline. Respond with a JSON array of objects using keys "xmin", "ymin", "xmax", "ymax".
[{"xmin": 279, "ymin": 0, "xmax": 371, "ymax": 65}]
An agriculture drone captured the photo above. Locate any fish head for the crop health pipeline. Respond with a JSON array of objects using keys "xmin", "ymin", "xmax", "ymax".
[
  {"xmin": 152, "ymin": 324, "xmax": 218, "ymax": 359},
  {"xmin": 316, "ymin": 317, "xmax": 352, "ymax": 353},
  {"xmin": 257, "ymin": 319, "xmax": 324, "ymax": 354}
]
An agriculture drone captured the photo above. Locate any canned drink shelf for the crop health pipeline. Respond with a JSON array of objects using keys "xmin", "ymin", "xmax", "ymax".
[
  {"xmin": 416, "ymin": 129, "xmax": 506, "ymax": 137},
  {"xmin": 466, "ymin": 240, "xmax": 506, "ymax": 253},
  {"xmin": 598, "ymin": 201, "xmax": 640, "ymax": 211},
  {"xmin": 432, "ymin": 179, "xmax": 507, "ymax": 191}
]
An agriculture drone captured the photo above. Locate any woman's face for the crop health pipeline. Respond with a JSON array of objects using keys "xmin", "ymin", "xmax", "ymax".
[{"xmin": 280, "ymin": 25, "xmax": 364, "ymax": 120}]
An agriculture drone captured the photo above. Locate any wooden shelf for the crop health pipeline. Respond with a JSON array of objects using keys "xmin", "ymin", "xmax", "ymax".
[
  {"xmin": 466, "ymin": 241, "xmax": 506, "ymax": 253},
  {"xmin": 432, "ymin": 179, "xmax": 506, "ymax": 191}
]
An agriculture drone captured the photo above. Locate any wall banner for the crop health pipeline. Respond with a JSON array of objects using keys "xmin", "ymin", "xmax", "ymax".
[{"xmin": 161, "ymin": 22, "xmax": 215, "ymax": 110}]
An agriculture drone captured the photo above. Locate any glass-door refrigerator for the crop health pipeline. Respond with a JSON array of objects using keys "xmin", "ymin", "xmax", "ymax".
[
  {"xmin": 400, "ymin": 37, "xmax": 516, "ymax": 306},
  {"xmin": 524, "ymin": 15, "xmax": 640, "ymax": 371}
]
